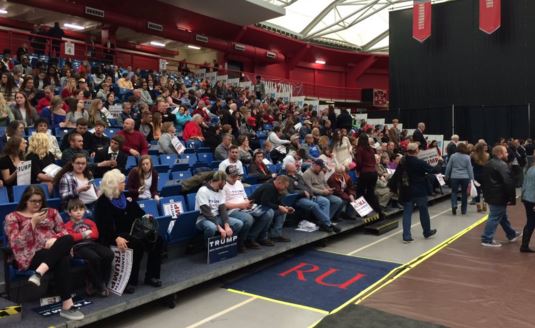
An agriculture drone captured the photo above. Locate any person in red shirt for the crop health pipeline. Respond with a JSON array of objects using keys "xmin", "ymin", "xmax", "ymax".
[
  {"xmin": 117, "ymin": 118, "xmax": 149, "ymax": 156},
  {"xmin": 64, "ymin": 198, "xmax": 114, "ymax": 297},
  {"xmin": 183, "ymin": 114, "xmax": 205, "ymax": 142},
  {"xmin": 35, "ymin": 85, "xmax": 53, "ymax": 114}
]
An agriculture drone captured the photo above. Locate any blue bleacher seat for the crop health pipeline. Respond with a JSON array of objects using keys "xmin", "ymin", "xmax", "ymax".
[
  {"xmin": 210, "ymin": 161, "xmax": 221, "ymax": 169},
  {"xmin": 108, "ymin": 118, "xmax": 119, "ymax": 127},
  {"xmin": 348, "ymin": 170, "xmax": 358, "ymax": 184},
  {"xmin": 242, "ymin": 175, "xmax": 258, "ymax": 185},
  {"xmin": 55, "ymin": 128, "xmax": 72, "ymax": 138},
  {"xmin": 159, "ymin": 154, "xmax": 178, "ymax": 168},
  {"xmin": 153, "ymin": 164, "xmax": 170, "ymax": 174},
  {"xmin": 182, "ymin": 153, "xmax": 197, "ymax": 167},
  {"xmin": 150, "ymin": 155, "xmax": 160, "ymax": 165},
  {"xmin": 156, "ymin": 216, "xmax": 172, "ymax": 241},
  {"xmin": 13, "ymin": 184, "xmax": 50, "ymax": 203},
  {"xmin": 186, "ymin": 193, "xmax": 197, "ymax": 211},
  {"xmin": 186, "ymin": 140, "xmax": 202, "ymax": 149},
  {"xmin": 171, "ymin": 170, "xmax": 192, "ymax": 180},
  {"xmin": 197, "ymin": 147, "xmax": 212, "ymax": 153},
  {"xmin": 105, "ymin": 128, "xmax": 118, "ymax": 137},
  {"xmin": 249, "ymin": 184, "xmax": 261, "ymax": 195},
  {"xmin": 126, "ymin": 156, "xmax": 137, "ymax": 169},
  {"xmin": 197, "ymin": 152, "xmax": 213, "ymax": 164},
  {"xmin": 160, "ymin": 181, "xmax": 182, "ymax": 197},
  {"xmin": 167, "ymin": 210, "xmax": 200, "ymax": 245},
  {"xmin": 0, "ymin": 187, "xmax": 8, "ymax": 203},
  {"xmin": 93, "ymin": 178, "xmax": 102, "ymax": 188},
  {"xmin": 244, "ymin": 186, "xmax": 253, "ymax": 197},
  {"xmin": 137, "ymin": 199, "xmax": 160, "ymax": 217},
  {"xmin": 157, "ymin": 173, "xmax": 169, "ymax": 191}
]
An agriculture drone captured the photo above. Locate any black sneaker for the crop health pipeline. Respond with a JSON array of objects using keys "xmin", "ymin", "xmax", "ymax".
[
  {"xmin": 452, "ymin": 207, "xmax": 457, "ymax": 215},
  {"xmin": 272, "ymin": 236, "xmax": 291, "ymax": 242},
  {"xmin": 319, "ymin": 225, "xmax": 334, "ymax": 233},
  {"xmin": 424, "ymin": 229, "xmax": 437, "ymax": 239},
  {"xmin": 258, "ymin": 239, "xmax": 275, "ymax": 246},
  {"xmin": 403, "ymin": 237, "xmax": 414, "ymax": 243},
  {"xmin": 331, "ymin": 224, "xmax": 341, "ymax": 233}
]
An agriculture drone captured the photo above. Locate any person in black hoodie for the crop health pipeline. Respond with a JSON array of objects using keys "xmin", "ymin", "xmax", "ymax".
[{"xmin": 335, "ymin": 108, "xmax": 352, "ymax": 132}]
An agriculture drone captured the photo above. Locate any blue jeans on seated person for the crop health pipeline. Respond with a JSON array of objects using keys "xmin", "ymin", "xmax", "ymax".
[
  {"xmin": 481, "ymin": 205, "xmax": 517, "ymax": 243},
  {"xmin": 324, "ymin": 194, "xmax": 344, "ymax": 219},
  {"xmin": 196, "ymin": 216, "xmax": 244, "ymax": 244},
  {"xmin": 450, "ymin": 178, "xmax": 470, "ymax": 213},
  {"xmin": 251, "ymin": 206, "xmax": 287, "ymax": 239},
  {"xmin": 248, "ymin": 206, "xmax": 273, "ymax": 241},
  {"xmin": 229, "ymin": 210, "xmax": 254, "ymax": 244},
  {"xmin": 402, "ymin": 196, "xmax": 431, "ymax": 240},
  {"xmin": 296, "ymin": 196, "xmax": 331, "ymax": 226}
]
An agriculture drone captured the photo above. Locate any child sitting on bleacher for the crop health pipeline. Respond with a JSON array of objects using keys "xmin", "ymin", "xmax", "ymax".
[{"xmin": 64, "ymin": 198, "xmax": 114, "ymax": 297}]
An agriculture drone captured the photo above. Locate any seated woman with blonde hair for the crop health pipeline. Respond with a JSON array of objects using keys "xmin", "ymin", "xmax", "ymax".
[{"xmin": 26, "ymin": 132, "xmax": 56, "ymax": 192}]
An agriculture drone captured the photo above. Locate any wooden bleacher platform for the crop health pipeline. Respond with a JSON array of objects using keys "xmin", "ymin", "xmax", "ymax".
[{"xmin": 1, "ymin": 190, "xmax": 450, "ymax": 328}]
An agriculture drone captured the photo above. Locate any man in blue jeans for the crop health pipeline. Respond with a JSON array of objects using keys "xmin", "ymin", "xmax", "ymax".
[
  {"xmin": 480, "ymin": 145, "xmax": 520, "ymax": 247},
  {"xmin": 284, "ymin": 162, "xmax": 341, "ymax": 233},
  {"xmin": 249, "ymin": 175, "xmax": 294, "ymax": 244},
  {"xmin": 195, "ymin": 171, "xmax": 244, "ymax": 250}
]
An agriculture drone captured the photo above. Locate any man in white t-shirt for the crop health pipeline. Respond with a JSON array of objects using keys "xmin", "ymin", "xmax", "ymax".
[
  {"xmin": 195, "ymin": 171, "xmax": 244, "ymax": 250},
  {"xmin": 223, "ymin": 165, "xmax": 261, "ymax": 250},
  {"xmin": 218, "ymin": 145, "xmax": 244, "ymax": 175}
]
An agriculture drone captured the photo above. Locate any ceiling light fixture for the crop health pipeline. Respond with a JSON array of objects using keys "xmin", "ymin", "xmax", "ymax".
[
  {"xmin": 150, "ymin": 41, "xmax": 166, "ymax": 47},
  {"xmin": 0, "ymin": 9, "xmax": 8, "ymax": 14},
  {"xmin": 187, "ymin": 45, "xmax": 201, "ymax": 50},
  {"xmin": 315, "ymin": 59, "xmax": 326, "ymax": 65},
  {"xmin": 64, "ymin": 23, "xmax": 84, "ymax": 30}
]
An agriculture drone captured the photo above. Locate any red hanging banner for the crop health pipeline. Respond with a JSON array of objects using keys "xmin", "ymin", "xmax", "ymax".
[
  {"xmin": 479, "ymin": 0, "xmax": 501, "ymax": 34},
  {"xmin": 413, "ymin": 0, "xmax": 432, "ymax": 43}
]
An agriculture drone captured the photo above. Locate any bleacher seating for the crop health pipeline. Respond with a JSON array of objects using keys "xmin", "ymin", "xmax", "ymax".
[
  {"xmin": 186, "ymin": 192, "xmax": 197, "ymax": 211},
  {"xmin": 137, "ymin": 199, "xmax": 160, "ymax": 217}
]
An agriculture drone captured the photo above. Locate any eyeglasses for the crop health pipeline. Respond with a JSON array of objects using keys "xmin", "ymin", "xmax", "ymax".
[{"xmin": 28, "ymin": 199, "xmax": 42, "ymax": 204}]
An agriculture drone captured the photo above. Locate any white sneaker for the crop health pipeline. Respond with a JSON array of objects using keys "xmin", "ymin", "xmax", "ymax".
[
  {"xmin": 508, "ymin": 231, "xmax": 522, "ymax": 243},
  {"xmin": 28, "ymin": 273, "xmax": 42, "ymax": 286},
  {"xmin": 481, "ymin": 240, "xmax": 502, "ymax": 247},
  {"xmin": 60, "ymin": 307, "xmax": 85, "ymax": 321}
]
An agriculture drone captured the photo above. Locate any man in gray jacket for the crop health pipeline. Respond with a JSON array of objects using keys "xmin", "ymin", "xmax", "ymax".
[
  {"xmin": 214, "ymin": 133, "xmax": 233, "ymax": 161},
  {"xmin": 302, "ymin": 159, "xmax": 343, "ymax": 219}
]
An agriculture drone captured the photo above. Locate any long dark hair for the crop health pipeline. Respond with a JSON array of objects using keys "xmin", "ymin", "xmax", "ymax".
[
  {"xmin": 16, "ymin": 185, "xmax": 47, "ymax": 211},
  {"xmin": 136, "ymin": 155, "xmax": 154, "ymax": 187},
  {"xmin": 1, "ymin": 73, "xmax": 15, "ymax": 98},
  {"xmin": 14, "ymin": 92, "xmax": 33, "ymax": 119},
  {"xmin": 6, "ymin": 120, "xmax": 23, "ymax": 137},
  {"xmin": 53, "ymin": 153, "xmax": 93, "ymax": 186},
  {"xmin": 357, "ymin": 133, "xmax": 371, "ymax": 149}
]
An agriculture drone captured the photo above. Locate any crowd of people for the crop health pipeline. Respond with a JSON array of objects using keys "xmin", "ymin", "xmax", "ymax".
[{"xmin": 2, "ymin": 47, "xmax": 535, "ymax": 321}]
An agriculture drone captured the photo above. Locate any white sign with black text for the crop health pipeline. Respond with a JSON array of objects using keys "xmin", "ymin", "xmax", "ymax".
[
  {"xmin": 351, "ymin": 196, "xmax": 374, "ymax": 217},
  {"xmin": 107, "ymin": 246, "xmax": 133, "ymax": 296}
]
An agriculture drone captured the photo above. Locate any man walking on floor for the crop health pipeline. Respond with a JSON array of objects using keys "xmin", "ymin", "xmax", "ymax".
[{"xmin": 480, "ymin": 145, "xmax": 521, "ymax": 247}]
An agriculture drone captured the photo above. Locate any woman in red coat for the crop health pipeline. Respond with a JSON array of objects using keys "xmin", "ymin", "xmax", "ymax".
[{"xmin": 354, "ymin": 133, "xmax": 384, "ymax": 219}]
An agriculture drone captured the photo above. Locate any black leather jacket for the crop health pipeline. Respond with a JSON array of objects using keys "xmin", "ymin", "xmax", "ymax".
[{"xmin": 480, "ymin": 158, "xmax": 516, "ymax": 205}]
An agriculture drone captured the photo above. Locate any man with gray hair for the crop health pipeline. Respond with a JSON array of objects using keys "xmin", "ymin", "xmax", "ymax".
[
  {"xmin": 446, "ymin": 134, "xmax": 460, "ymax": 158},
  {"xmin": 183, "ymin": 114, "xmax": 205, "ymax": 142},
  {"xmin": 412, "ymin": 122, "xmax": 427, "ymax": 150}
]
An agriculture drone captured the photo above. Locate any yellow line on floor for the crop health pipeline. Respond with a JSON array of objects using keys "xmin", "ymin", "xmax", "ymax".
[
  {"xmin": 353, "ymin": 214, "xmax": 489, "ymax": 305},
  {"xmin": 226, "ymin": 289, "xmax": 329, "ymax": 314}
]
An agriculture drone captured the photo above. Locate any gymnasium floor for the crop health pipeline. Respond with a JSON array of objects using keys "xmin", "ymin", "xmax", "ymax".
[{"xmin": 88, "ymin": 198, "xmax": 498, "ymax": 328}]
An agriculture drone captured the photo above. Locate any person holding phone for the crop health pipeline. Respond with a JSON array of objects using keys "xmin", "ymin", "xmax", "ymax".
[
  {"xmin": 126, "ymin": 155, "xmax": 160, "ymax": 202},
  {"xmin": 54, "ymin": 153, "xmax": 98, "ymax": 215},
  {"xmin": 249, "ymin": 175, "xmax": 293, "ymax": 244},
  {"xmin": 4, "ymin": 185, "xmax": 84, "ymax": 320}
]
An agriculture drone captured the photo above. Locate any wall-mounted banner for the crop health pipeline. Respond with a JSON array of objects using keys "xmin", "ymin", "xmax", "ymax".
[
  {"xmin": 480, "ymin": 0, "xmax": 501, "ymax": 34},
  {"xmin": 413, "ymin": 0, "xmax": 432, "ymax": 43},
  {"xmin": 373, "ymin": 89, "xmax": 389, "ymax": 108}
]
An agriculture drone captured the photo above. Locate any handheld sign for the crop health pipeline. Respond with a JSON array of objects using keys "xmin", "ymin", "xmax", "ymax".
[
  {"xmin": 42, "ymin": 163, "xmax": 62, "ymax": 178},
  {"xmin": 17, "ymin": 161, "xmax": 31, "ymax": 185},
  {"xmin": 171, "ymin": 136, "xmax": 186, "ymax": 154},
  {"xmin": 107, "ymin": 246, "xmax": 133, "ymax": 296},
  {"xmin": 435, "ymin": 174, "xmax": 446, "ymax": 186},
  {"xmin": 351, "ymin": 196, "xmax": 374, "ymax": 217},
  {"xmin": 207, "ymin": 235, "xmax": 238, "ymax": 264},
  {"xmin": 162, "ymin": 201, "xmax": 184, "ymax": 234},
  {"xmin": 417, "ymin": 148, "xmax": 440, "ymax": 166}
]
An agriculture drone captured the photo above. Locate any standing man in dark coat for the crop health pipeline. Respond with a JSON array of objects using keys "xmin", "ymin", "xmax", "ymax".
[
  {"xmin": 412, "ymin": 122, "xmax": 427, "ymax": 150},
  {"xmin": 480, "ymin": 145, "xmax": 520, "ymax": 247}
]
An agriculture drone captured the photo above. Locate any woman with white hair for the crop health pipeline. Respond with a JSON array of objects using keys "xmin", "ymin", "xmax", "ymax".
[
  {"xmin": 94, "ymin": 169, "xmax": 163, "ymax": 294},
  {"xmin": 182, "ymin": 113, "xmax": 205, "ymax": 142}
]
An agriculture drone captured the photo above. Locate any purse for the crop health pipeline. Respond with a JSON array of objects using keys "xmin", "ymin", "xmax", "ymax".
[{"xmin": 129, "ymin": 214, "xmax": 159, "ymax": 244}]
